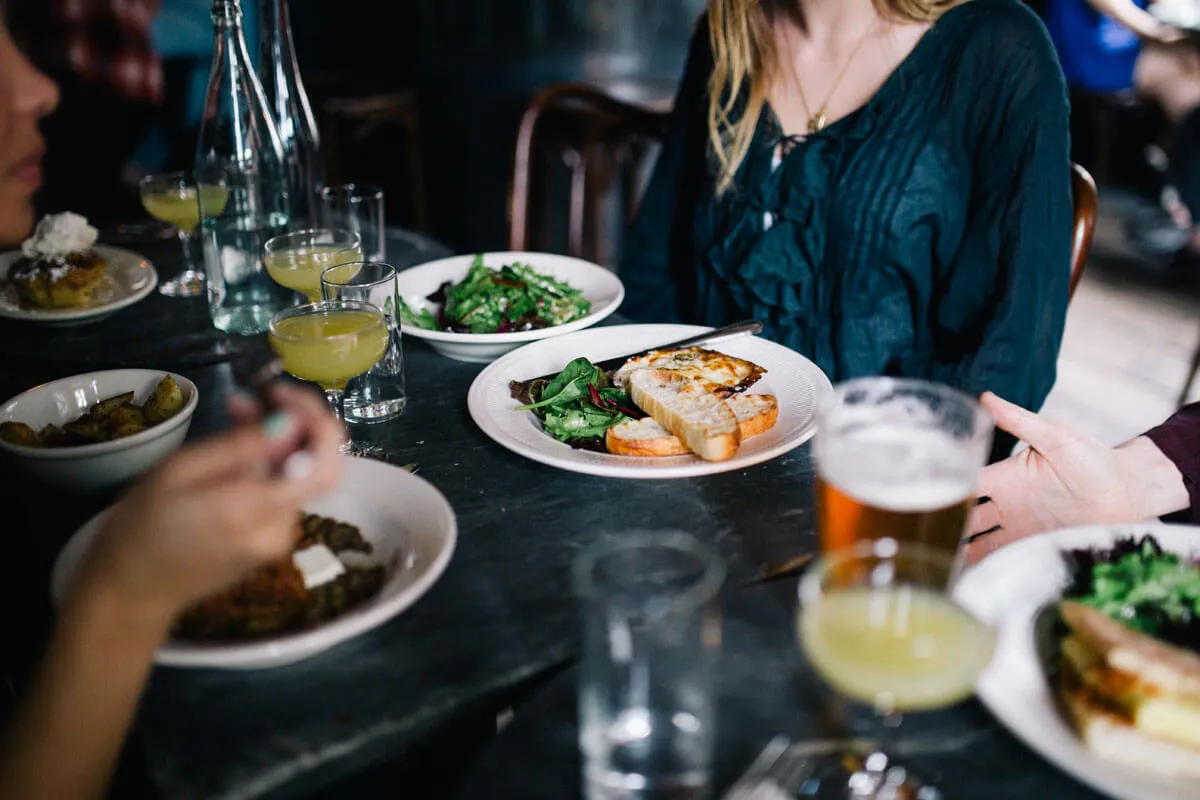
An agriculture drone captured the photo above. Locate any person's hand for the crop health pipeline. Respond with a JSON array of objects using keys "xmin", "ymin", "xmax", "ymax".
[
  {"xmin": 66, "ymin": 384, "xmax": 343, "ymax": 632},
  {"xmin": 964, "ymin": 393, "xmax": 1147, "ymax": 565}
]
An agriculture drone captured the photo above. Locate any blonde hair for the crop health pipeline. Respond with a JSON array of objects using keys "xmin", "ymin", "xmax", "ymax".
[{"xmin": 706, "ymin": 0, "xmax": 967, "ymax": 195}]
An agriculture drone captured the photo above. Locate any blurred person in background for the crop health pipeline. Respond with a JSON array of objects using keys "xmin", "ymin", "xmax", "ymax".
[
  {"xmin": 8, "ymin": 0, "xmax": 164, "ymax": 226},
  {"xmin": 1044, "ymin": 0, "xmax": 1200, "ymax": 255},
  {"xmin": 621, "ymin": 0, "xmax": 1072, "ymax": 461}
]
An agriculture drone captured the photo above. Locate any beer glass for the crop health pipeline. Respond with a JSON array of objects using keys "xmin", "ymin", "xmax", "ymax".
[{"xmin": 814, "ymin": 378, "xmax": 992, "ymax": 559}]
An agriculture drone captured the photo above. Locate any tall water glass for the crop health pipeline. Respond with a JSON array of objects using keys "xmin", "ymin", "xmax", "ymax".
[
  {"xmin": 319, "ymin": 184, "xmax": 385, "ymax": 261},
  {"xmin": 814, "ymin": 378, "xmax": 993, "ymax": 562},
  {"xmin": 573, "ymin": 532, "xmax": 725, "ymax": 800},
  {"xmin": 320, "ymin": 261, "xmax": 406, "ymax": 421}
]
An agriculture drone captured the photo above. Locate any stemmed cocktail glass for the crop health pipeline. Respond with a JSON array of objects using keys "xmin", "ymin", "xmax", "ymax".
[
  {"xmin": 267, "ymin": 300, "xmax": 388, "ymax": 456},
  {"xmin": 263, "ymin": 229, "xmax": 363, "ymax": 302},
  {"xmin": 796, "ymin": 538, "xmax": 996, "ymax": 798},
  {"xmin": 139, "ymin": 172, "xmax": 228, "ymax": 297}
]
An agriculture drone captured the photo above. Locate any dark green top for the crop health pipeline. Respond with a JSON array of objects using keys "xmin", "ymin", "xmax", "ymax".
[{"xmin": 621, "ymin": 0, "xmax": 1072, "ymax": 411}]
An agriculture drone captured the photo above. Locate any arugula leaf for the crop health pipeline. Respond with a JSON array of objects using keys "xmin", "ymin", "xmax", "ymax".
[{"xmin": 397, "ymin": 296, "xmax": 438, "ymax": 330}]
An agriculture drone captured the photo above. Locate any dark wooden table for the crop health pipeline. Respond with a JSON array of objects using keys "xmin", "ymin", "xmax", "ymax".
[{"xmin": 1, "ymin": 229, "xmax": 1103, "ymax": 800}]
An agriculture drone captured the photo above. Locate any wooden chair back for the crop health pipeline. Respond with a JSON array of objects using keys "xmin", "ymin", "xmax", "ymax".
[
  {"xmin": 508, "ymin": 82, "xmax": 670, "ymax": 265},
  {"xmin": 509, "ymin": 84, "xmax": 1099, "ymax": 305},
  {"xmin": 1070, "ymin": 162, "xmax": 1098, "ymax": 299}
]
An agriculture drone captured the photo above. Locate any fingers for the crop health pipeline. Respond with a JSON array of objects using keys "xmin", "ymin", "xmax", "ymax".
[
  {"xmin": 264, "ymin": 384, "xmax": 343, "ymax": 499},
  {"xmin": 964, "ymin": 526, "xmax": 1023, "ymax": 567},
  {"xmin": 967, "ymin": 498, "xmax": 1001, "ymax": 537},
  {"xmin": 980, "ymin": 392, "xmax": 1072, "ymax": 451},
  {"xmin": 155, "ymin": 425, "xmax": 273, "ymax": 488}
]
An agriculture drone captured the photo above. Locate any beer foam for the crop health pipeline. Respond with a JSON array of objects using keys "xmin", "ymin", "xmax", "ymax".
[{"xmin": 819, "ymin": 426, "xmax": 977, "ymax": 512}]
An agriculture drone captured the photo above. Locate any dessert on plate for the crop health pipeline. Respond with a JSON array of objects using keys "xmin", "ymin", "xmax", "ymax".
[{"xmin": 7, "ymin": 212, "xmax": 106, "ymax": 310}]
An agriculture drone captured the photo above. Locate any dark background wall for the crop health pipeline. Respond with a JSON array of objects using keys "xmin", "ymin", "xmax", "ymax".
[{"xmin": 292, "ymin": 0, "xmax": 705, "ymax": 254}]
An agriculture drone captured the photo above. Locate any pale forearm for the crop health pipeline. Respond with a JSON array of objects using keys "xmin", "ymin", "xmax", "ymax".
[
  {"xmin": 0, "ymin": 581, "xmax": 168, "ymax": 800},
  {"xmin": 1085, "ymin": 0, "xmax": 1171, "ymax": 38},
  {"xmin": 1117, "ymin": 435, "xmax": 1190, "ymax": 520}
]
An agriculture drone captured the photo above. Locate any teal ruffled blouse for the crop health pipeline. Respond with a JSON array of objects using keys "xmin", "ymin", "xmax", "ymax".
[{"xmin": 621, "ymin": 0, "xmax": 1073, "ymax": 412}]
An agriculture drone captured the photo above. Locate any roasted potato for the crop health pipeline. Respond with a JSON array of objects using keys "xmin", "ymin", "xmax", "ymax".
[
  {"xmin": 143, "ymin": 376, "xmax": 186, "ymax": 424},
  {"xmin": 109, "ymin": 422, "xmax": 149, "ymax": 440},
  {"xmin": 38, "ymin": 423, "xmax": 68, "ymax": 446},
  {"xmin": 0, "ymin": 421, "xmax": 41, "ymax": 447},
  {"xmin": 102, "ymin": 405, "xmax": 146, "ymax": 430},
  {"xmin": 63, "ymin": 419, "xmax": 106, "ymax": 442},
  {"xmin": 90, "ymin": 391, "xmax": 136, "ymax": 420}
]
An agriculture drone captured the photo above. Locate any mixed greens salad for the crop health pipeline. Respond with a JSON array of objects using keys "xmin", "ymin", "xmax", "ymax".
[
  {"xmin": 1063, "ymin": 534, "xmax": 1200, "ymax": 652},
  {"xmin": 509, "ymin": 357, "xmax": 644, "ymax": 450},
  {"xmin": 399, "ymin": 255, "xmax": 591, "ymax": 334}
]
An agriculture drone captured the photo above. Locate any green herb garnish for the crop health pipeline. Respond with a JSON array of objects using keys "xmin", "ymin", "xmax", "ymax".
[
  {"xmin": 399, "ymin": 255, "xmax": 591, "ymax": 334},
  {"xmin": 512, "ymin": 357, "xmax": 643, "ymax": 445}
]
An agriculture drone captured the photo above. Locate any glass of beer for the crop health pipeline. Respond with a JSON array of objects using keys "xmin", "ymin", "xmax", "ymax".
[{"xmin": 814, "ymin": 378, "xmax": 992, "ymax": 560}]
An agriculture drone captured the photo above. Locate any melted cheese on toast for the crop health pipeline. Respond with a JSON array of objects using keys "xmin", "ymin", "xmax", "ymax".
[{"xmin": 614, "ymin": 347, "xmax": 765, "ymax": 397}]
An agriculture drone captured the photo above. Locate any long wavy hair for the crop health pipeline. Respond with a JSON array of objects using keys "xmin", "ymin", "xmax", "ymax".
[{"xmin": 706, "ymin": 0, "xmax": 967, "ymax": 195}]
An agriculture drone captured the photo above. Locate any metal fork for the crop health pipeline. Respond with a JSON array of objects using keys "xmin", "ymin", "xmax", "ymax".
[{"xmin": 722, "ymin": 736, "xmax": 817, "ymax": 800}]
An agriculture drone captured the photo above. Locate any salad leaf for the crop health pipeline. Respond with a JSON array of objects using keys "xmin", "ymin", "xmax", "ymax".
[
  {"xmin": 1063, "ymin": 534, "xmax": 1200, "ymax": 652},
  {"xmin": 511, "ymin": 357, "xmax": 643, "ymax": 445},
  {"xmin": 411, "ymin": 255, "xmax": 592, "ymax": 334},
  {"xmin": 398, "ymin": 296, "xmax": 438, "ymax": 330}
]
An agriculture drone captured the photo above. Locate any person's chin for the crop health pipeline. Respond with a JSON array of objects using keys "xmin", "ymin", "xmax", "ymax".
[{"xmin": 0, "ymin": 196, "xmax": 35, "ymax": 249}]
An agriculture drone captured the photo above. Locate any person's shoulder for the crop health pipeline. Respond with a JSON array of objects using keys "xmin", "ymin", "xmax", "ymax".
[
  {"xmin": 935, "ymin": 0, "xmax": 1057, "ymax": 60},
  {"xmin": 931, "ymin": 0, "xmax": 1064, "ymax": 99}
]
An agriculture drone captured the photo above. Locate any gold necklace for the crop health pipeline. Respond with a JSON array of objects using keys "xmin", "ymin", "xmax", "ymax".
[{"xmin": 788, "ymin": 18, "xmax": 878, "ymax": 134}]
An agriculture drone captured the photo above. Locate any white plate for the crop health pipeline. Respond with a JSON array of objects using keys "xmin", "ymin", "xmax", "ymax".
[
  {"xmin": 954, "ymin": 523, "xmax": 1200, "ymax": 800},
  {"xmin": 0, "ymin": 245, "xmax": 157, "ymax": 325},
  {"xmin": 467, "ymin": 323, "xmax": 832, "ymax": 479},
  {"xmin": 50, "ymin": 457, "xmax": 457, "ymax": 669},
  {"xmin": 397, "ymin": 251, "xmax": 624, "ymax": 363}
]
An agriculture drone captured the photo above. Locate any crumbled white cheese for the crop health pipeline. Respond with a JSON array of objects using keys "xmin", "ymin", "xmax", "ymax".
[
  {"xmin": 292, "ymin": 544, "xmax": 346, "ymax": 589},
  {"xmin": 21, "ymin": 212, "xmax": 98, "ymax": 258}
]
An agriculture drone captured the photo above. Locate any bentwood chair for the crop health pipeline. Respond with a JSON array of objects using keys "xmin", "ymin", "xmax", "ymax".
[
  {"xmin": 1070, "ymin": 162, "xmax": 1098, "ymax": 299},
  {"xmin": 508, "ymin": 82, "xmax": 671, "ymax": 266},
  {"xmin": 510, "ymin": 83, "xmax": 1099, "ymax": 299}
]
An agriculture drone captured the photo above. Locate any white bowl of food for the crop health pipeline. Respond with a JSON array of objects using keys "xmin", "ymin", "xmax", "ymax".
[
  {"xmin": 0, "ymin": 369, "xmax": 199, "ymax": 491},
  {"xmin": 50, "ymin": 457, "xmax": 457, "ymax": 669},
  {"xmin": 396, "ymin": 251, "xmax": 625, "ymax": 363}
]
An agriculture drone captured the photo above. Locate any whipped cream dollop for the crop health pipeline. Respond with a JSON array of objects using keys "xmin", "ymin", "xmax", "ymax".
[{"xmin": 21, "ymin": 212, "xmax": 99, "ymax": 259}]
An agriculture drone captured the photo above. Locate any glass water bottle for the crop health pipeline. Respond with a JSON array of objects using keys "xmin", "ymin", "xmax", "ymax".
[
  {"xmin": 196, "ymin": 0, "xmax": 294, "ymax": 335},
  {"xmin": 262, "ymin": 0, "xmax": 324, "ymax": 227}
]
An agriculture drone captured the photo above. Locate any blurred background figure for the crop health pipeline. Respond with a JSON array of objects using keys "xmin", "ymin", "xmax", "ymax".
[
  {"xmin": 9, "ymin": 0, "xmax": 164, "ymax": 227},
  {"xmin": 1043, "ymin": 0, "xmax": 1200, "ymax": 257}
]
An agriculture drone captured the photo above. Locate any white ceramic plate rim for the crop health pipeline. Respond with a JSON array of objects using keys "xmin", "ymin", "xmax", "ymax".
[
  {"xmin": 954, "ymin": 522, "xmax": 1200, "ymax": 800},
  {"xmin": 467, "ymin": 323, "xmax": 833, "ymax": 479},
  {"xmin": 0, "ymin": 370, "xmax": 199, "ymax": 459},
  {"xmin": 49, "ymin": 458, "xmax": 458, "ymax": 669},
  {"xmin": 397, "ymin": 251, "xmax": 624, "ymax": 343},
  {"xmin": 0, "ymin": 245, "xmax": 158, "ymax": 322}
]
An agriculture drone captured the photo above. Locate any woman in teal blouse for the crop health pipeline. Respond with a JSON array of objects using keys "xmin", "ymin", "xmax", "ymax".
[{"xmin": 622, "ymin": 0, "xmax": 1072, "ymax": 418}]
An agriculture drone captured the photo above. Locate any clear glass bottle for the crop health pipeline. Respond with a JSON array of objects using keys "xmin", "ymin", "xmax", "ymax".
[
  {"xmin": 261, "ymin": 0, "xmax": 323, "ymax": 227},
  {"xmin": 196, "ymin": 0, "xmax": 294, "ymax": 335}
]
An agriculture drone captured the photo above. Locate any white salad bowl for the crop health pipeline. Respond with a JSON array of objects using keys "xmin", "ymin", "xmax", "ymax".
[
  {"xmin": 396, "ymin": 251, "xmax": 625, "ymax": 363},
  {"xmin": 0, "ymin": 369, "xmax": 198, "ymax": 491}
]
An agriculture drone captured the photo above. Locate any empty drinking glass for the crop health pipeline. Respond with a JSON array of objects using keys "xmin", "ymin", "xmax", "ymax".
[
  {"xmin": 319, "ymin": 184, "xmax": 385, "ymax": 261},
  {"xmin": 574, "ymin": 531, "xmax": 725, "ymax": 800},
  {"xmin": 320, "ymin": 261, "xmax": 406, "ymax": 421}
]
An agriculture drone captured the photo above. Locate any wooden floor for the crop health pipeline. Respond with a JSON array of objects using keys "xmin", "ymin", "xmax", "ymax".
[{"xmin": 1041, "ymin": 205, "xmax": 1200, "ymax": 444}]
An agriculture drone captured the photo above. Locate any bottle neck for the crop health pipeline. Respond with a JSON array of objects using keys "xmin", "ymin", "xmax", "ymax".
[{"xmin": 211, "ymin": 1, "xmax": 244, "ymax": 29}]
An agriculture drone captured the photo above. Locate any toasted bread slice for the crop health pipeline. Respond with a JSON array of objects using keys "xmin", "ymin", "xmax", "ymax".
[
  {"xmin": 1060, "ymin": 601, "xmax": 1200, "ymax": 699},
  {"xmin": 614, "ymin": 347, "xmax": 766, "ymax": 397},
  {"xmin": 606, "ymin": 394, "xmax": 779, "ymax": 457},
  {"xmin": 1059, "ymin": 673, "xmax": 1200, "ymax": 778},
  {"xmin": 627, "ymin": 369, "xmax": 739, "ymax": 461}
]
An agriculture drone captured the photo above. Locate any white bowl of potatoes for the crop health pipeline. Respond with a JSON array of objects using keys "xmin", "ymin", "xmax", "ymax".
[{"xmin": 0, "ymin": 369, "xmax": 198, "ymax": 491}]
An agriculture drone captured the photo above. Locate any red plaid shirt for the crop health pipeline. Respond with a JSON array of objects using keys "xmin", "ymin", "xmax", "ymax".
[
  {"xmin": 55, "ymin": 0, "xmax": 164, "ymax": 104},
  {"xmin": 1146, "ymin": 403, "xmax": 1200, "ymax": 523}
]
